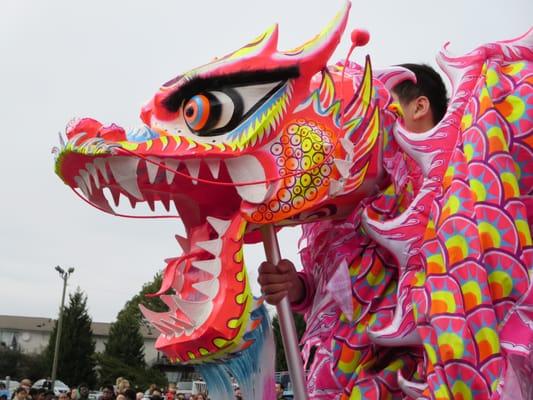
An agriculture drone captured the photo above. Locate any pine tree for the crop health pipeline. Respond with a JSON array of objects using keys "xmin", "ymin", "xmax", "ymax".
[
  {"xmin": 104, "ymin": 307, "xmax": 146, "ymax": 368},
  {"xmin": 45, "ymin": 288, "xmax": 96, "ymax": 387}
]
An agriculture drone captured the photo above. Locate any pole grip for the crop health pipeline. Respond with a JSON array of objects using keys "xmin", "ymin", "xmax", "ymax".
[{"xmin": 260, "ymin": 225, "xmax": 308, "ymax": 399}]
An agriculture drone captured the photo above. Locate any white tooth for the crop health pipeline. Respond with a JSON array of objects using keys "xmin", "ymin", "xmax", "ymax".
[
  {"xmin": 86, "ymin": 163, "xmax": 100, "ymax": 189},
  {"xmin": 164, "ymin": 159, "xmax": 179, "ymax": 184},
  {"xmin": 196, "ymin": 239, "xmax": 222, "ymax": 257},
  {"xmin": 334, "ymin": 158, "xmax": 352, "ymax": 179},
  {"xmin": 192, "ymin": 258, "xmax": 221, "ymax": 278},
  {"xmin": 225, "ymin": 155, "xmax": 269, "ymax": 204},
  {"xmin": 74, "ymin": 176, "xmax": 90, "ymax": 198},
  {"xmin": 206, "ymin": 216, "xmax": 231, "ymax": 237},
  {"xmin": 94, "ymin": 158, "xmax": 110, "ymax": 183},
  {"xmin": 79, "ymin": 169, "xmax": 93, "ymax": 195},
  {"xmin": 107, "ymin": 157, "xmax": 143, "ymax": 200},
  {"xmin": 175, "ymin": 235, "xmax": 191, "ymax": 253},
  {"xmin": 184, "ymin": 160, "xmax": 201, "ymax": 184},
  {"xmin": 146, "ymin": 157, "xmax": 161, "ymax": 184},
  {"xmin": 205, "ymin": 159, "xmax": 220, "ymax": 179},
  {"xmin": 328, "ymin": 179, "xmax": 343, "ymax": 197},
  {"xmin": 339, "ymin": 138, "xmax": 355, "ymax": 159},
  {"xmin": 192, "ymin": 280, "xmax": 219, "ymax": 298},
  {"xmin": 58, "ymin": 132, "xmax": 65, "ymax": 148},
  {"xmin": 173, "ymin": 298, "xmax": 212, "ymax": 326}
]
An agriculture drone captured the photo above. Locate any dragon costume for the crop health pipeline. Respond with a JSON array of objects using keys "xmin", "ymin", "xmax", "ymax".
[{"xmin": 53, "ymin": 2, "xmax": 533, "ymax": 399}]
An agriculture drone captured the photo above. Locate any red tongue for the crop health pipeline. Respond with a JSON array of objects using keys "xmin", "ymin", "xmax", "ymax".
[{"xmin": 66, "ymin": 117, "xmax": 127, "ymax": 143}]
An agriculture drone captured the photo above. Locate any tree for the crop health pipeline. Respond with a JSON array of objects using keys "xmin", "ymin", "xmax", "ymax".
[
  {"xmin": 45, "ymin": 288, "xmax": 97, "ymax": 387},
  {"xmin": 104, "ymin": 310, "xmax": 145, "ymax": 368},
  {"xmin": 272, "ymin": 312, "xmax": 307, "ymax": 371},
  {"xmin": 0, "ymin": 347, "xmax": 48, "ymax": 381},
  {"xmin": 97, "ymin": 272, "xmax": 167, "ymax": 388}
]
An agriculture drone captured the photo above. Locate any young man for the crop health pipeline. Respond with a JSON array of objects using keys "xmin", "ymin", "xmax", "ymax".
[{"xmin": 257, "ymin": 64, "xmax": 448, "ymax": 397}]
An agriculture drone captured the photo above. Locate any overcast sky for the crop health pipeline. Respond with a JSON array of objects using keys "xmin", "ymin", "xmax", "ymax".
[{"xmin": 1, "ymin": 0, "xmax": 531, "ymax": 323}]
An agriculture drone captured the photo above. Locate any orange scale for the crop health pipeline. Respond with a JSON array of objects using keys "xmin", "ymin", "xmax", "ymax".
[
  {"xmin": 430, "ymin": 299, "xmax": 449, "ymax": 315},
  {"xmin": 448, "ymin": 246, "xmax": 465, "ymax": 266},
  {"xmin": 495, "ymin": 99, "xmax": 514, "ymax": 119},
  {"xmin": 502, "ymin": 181, "xmax": 518, "ymax": 200},
  {"xmin": 488, "ymin": 135, "xmax": 506, "ymax": 153},
  {"xmin": 479, "ymin": 231, "xmax": 496, "ymax": 250},
  {"xmin": 463, "ymin": 292, "xmax": 479, "ymax": 312},
  {"xmin": 489, "ymin": 281, "xmax": 505, "ymax": 300},
  {"xmin": 477, "ymin": 339, "xmax": 494, "ymax": 363},
  {"xmin": 439, "ymin": 343, "xmax": 455, "ymax": 363}
]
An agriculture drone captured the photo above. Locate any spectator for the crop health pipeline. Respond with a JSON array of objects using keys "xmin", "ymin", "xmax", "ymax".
[
  {"xmin": 175, "ymin": 395, "xmax": 185, "ymax": 400},
  {"xmin": 100, "ymin": 385, "xmax": 114, "ymax": 400},
  {"xmin": 116, "ymin": 395, "xmax": 126, "ymax": 400},
  {"xmin": 122, "ymin": 389, "xmax": 135, "ymax": 400},
  {"xmin": 19, "ymin": 381, "xmax": 32, "ymax": 393},
  {"xmin": 135, "ymin": 393, "xmax": 143, "ymax": 400},
  {"xmin": 14, "ymin": 388, "xmax": 28, "ymax": 400},
  {"xmin": 195, "ymin": 393, "xmax": 207, "ymax": 400},
  {"xmin": 78, "ymin": 384, "xmax": 89, "ymax": 400},
  {"xmin": 58, "ymin": 393, "xmax": 69, "ymax": 400},
  {"xmin": 275, "ymin": 383, "xmax": 284, "ymax": 400},
  {"xmin": 149, "ymin": 390, "xmax": 161, "ymax": 400},
  {"xmin": 43, "ymin": 391, "xmax": 54, "ymax": 400},
  {"xmin": 234, "ymin": 386, "xmax": 242, "ymax": 400},
  {"xmin": 116, "ymin": 380, "xmax": 129, "ymax": 396}
]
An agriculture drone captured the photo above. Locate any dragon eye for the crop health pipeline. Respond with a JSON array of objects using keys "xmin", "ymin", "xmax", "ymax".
[
  {"xmin": 181, "ymin": 82, "xmax": 282, "ymax": 137},
  {"xmin": 183, "ymin": 90, "xmax": 242, "ymax": 136}
]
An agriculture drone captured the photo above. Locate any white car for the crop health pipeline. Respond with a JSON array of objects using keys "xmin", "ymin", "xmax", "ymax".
[
  {"xmin": 32, "ymin": 380, "xmax": 70, "ymax": 396},
  {"xmin": 0, "ymin": 380, "xmax": 20, "ymax": 397}
]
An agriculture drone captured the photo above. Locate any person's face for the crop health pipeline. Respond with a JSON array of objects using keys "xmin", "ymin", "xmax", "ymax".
[
  {"xmin": 116, "ymin": 395, "xmax": 126, "ymax": 400},
  {"xmin": 59, "ymin": 394, "xmax": 69, "ymax": 400},
  {"xmin": 79, "ymin": 387, "xmax": 89, "ymax": 397},
  {"xmin": 102, "ymin": 389, "xmax": 113, "ymax": 400},
  {"xmin": 275, "ymin": 383, "xmax": 283, "ymax": 395},
  {"xmin": 391, "ymin": 92, "xmax": 432, "ymax": 133},
  {"xmin": 16, "ymin": 391, "xmax": 27, "ymax": 400}
]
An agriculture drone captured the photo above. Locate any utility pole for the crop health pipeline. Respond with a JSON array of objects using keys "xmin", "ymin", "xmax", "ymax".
[{"xmin": 50, "ymin": 266, "xmax": 74, "ymax": 389}]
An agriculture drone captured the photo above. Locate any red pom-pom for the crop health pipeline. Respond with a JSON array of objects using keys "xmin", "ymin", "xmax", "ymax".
[{"xmin": 350, "ymin": 29, "xmax": 370, "ymax": 47}]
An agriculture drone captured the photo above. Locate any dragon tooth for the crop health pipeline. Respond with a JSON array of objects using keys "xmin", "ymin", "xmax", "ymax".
[
  {"xmin": 339, "ymin": 137, "xmax": 355, "ymax": 159},
  {"xmin": 79, "ymin": 169, "xmax": 93, "ymax": 195},
  {"xmin": 160, "ymin": 195, "xmax": 171, "ymax": 211},
  {"xmin": 175, "ymin": 235, "xmax": 191, "ymax": 253},
  {"xmin": 205, "ymin": 159, "xmax": 220, "ymax": 179},
  {"xmin": 164, "ymin": 159, "xmax": 179, "ymax": 184},
  {"xmin": 196, "ymin": 239, "xmax": 222, "ymax": 257},
  {"xmin": 146, "ymin": 157, "xmax": 161, "ymax": 184},
  {"xmin": 74, "ymin": 176, "xmax": 90, "ymax": 198},
  {"xmin": 334, "ymin": 158, "xmax": 352, "ymax": 179},
  {"xmin": 139, "ymin": 304, "xmax": 175, "ymax": 335},
  {"xmin": 86, "ymin": 163, "xmax": 100, "ymax": 189},
  {"xmin": 58, "ymin": 132, "xmax": 66, "ymax": 148},
  {"xmin": 192, "ymin": 280, "xmax": 220, "ymax": 298},
  {"xmin": 108, "ymin": 157, "xmax": 143, "ymax": 200},
  {"xmin": 225, "ymin": 155, "xmax": 269, "ymax": 204},
  {"xmin": 94, "ymin": 158, "xmax": 110, "ymax": 183},
  {"xmin": 206, "ymin": 216, "xmax": 231, "ymax": 237},
  {"xmin": 184, "ymin": 160, "xmax": 201, "ymax": 185},
  {"xmin": 328, "ymin": 179, "xmax": 343, "ymax": 197},
  {"xmin": 191, "ymin": 259, "xmax": 221, "ymax": 278},
  {"xmin": 173, "ymin": 298, "xmax": 212, "ymax": 326}
]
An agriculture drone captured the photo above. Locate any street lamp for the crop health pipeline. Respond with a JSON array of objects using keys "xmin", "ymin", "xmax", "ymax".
[{"xmin": 50, "ymin": 265, "xmax": 74, "ymax": 389}]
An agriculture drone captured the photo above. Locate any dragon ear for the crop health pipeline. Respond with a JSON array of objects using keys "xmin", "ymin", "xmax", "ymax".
[
  {"xmin": 281, "ymin": 1, "xmax": 351, "ymax": 75},
  {"xmin": 228, "ymin": 23, "xmax": 279, "ymax": 60}
]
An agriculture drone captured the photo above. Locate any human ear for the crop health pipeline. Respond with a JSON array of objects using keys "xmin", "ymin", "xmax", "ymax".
[{"xmin": 412, "ymin": 96, "xmax": 431, "ymax": 120}]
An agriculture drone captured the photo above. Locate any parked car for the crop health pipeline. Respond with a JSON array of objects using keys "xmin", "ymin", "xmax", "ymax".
[
  {"xmin": 88, "ymin": 391, "xmax": 102, "ymax": 400},
  {"xmin": 32, "ymin": 380, "xmax": 69, "ymax": 396}
]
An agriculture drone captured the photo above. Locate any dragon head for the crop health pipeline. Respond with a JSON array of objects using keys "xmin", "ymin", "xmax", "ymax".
[{"xmin": 54, "ymin": 2, "xmax": 391, "ymax": 364}]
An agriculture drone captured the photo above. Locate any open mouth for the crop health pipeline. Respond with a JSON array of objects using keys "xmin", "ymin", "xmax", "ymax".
[{"xmin": 55, "ymin": 137, "xmax": 272, "ymax": 232}]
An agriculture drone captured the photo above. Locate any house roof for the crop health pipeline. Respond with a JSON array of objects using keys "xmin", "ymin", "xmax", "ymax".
[{"xmin": 0, "ymin": 315, "xmax": 157, "ymax": 339}]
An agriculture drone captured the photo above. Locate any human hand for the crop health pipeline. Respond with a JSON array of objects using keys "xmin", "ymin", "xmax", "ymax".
[{"xmin": 257, "ymin": 259, "xmax": 304, "ymax": 305}]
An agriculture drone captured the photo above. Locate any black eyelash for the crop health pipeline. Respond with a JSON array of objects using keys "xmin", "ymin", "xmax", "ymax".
[{"xmin": 162, "ymin": 66, "xmax": 300, "ymax": 113}]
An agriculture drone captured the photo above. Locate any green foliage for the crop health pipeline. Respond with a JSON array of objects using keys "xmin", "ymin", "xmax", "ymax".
[
  {"xmin": 44, "ymin": 288, "xmax": 97, "ymax": 387},
  {"xmin": 94, "ymin": 353, "xmax": 167, "ymax": 390},
  {"xmin": 271, "ymin": 312, "xmax": 306, "ymax": 371},
  {"xmin": 97, "ymin": 272, "xmax": 167, "ymax": 390},
  {"xmin": 104, "ymin": 310, "xmax": 146, "ymax": 369},
  {"xmin": 0, "ymin": 348, "xmax": 48, "ymax": 381}
]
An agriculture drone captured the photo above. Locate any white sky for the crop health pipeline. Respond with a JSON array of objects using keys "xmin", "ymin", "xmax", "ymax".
[{"xmin": 1, "ymin": 0, "xmax": 531, "ymax": 323}]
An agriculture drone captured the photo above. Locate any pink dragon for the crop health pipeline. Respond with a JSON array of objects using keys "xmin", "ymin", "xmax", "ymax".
[{"xmin": 54, "ymin": 2, "xmax": 533, "ymax": 399}]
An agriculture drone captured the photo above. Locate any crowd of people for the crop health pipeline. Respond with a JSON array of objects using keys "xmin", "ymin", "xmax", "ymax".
[{"xmin": 0, "ymin": 377, "xmax": 293, "ymax": 400}]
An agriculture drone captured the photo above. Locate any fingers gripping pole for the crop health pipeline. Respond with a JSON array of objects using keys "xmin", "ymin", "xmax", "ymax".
[{"xmin": 260, "ymin": 225, "xmax": 308, "ymax": 399}]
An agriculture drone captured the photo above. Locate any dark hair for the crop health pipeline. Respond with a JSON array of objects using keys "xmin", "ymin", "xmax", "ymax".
[
  {"xmin": 15, "ymin": 388, "xmax": 27, "ymax": 394},
  {"xmin": 392, "ymin": 63, "xmax": 448, "ymax": 124},
  {"xmin": 123, "ymin": 390, "xmax": 136, "ymax": 400}
]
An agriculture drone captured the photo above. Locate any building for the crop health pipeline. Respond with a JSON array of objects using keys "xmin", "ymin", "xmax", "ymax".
[{"xmin": 0, "ymin": 315, "xmax": 160, "ymax": 365}]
